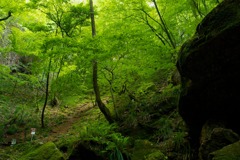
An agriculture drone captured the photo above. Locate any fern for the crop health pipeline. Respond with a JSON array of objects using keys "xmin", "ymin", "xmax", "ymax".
[{"xmin": 109, "ymin": 147, "xmax": 124, "ymax": 160}]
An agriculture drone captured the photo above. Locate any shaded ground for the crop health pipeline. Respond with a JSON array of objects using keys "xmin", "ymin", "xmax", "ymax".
[
  {"xmin": 43, "ymin": 103, "xmax": 96, "ymax": 142},
  {"xmin": 3, "ymin": 101, "xmax": 97, "ymax": 145}
]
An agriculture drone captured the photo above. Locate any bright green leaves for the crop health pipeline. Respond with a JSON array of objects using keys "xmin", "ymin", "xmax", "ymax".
[
  {"xmin": 0, "ymin": 0, "xmax": 26, "ymax": 14},
  {"xmin": 25, "ymin": 0, "xmax": 90, "ymax": 37},
  {"xmin": 10, "ymin": 28, "xmax": 44, "ymax": 55},
  {"xmin": 40, "ymin": 0, "xmax": 90, "ymax": 37},
  {"xmin": 0, "ymin": 0, "xmax": 224, "ymax": 133},
  {"xmin": 0, "ymin": 65, "xmax": 11, "ymax": 78}
]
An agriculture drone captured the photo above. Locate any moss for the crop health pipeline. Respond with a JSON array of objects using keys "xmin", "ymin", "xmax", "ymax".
[
  {"xmin": 196, "ymin": 0, "xmax": 240, "ymax": 37},
  {"xmin": 19, "ymin": 142, "xmax": 65, "ymax": 160},
  {"xmin": 144, "ymin": 151, "xmax": 168, "ymax": 160},
  {"xmin": 131, "ymin": 140, "xmax": 167, "ymax": 160},
  {"xmin": 210, "ymin": 141, "xmax": 240, "ymax": 160}
]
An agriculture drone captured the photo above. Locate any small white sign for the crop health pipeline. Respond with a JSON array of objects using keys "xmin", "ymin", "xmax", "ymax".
[
  {"xmin": 31, "ymin": 128, "xmax": 36, "ymax": 141},
  {"xmin": 11, "ymin": 139, "xmax": 16, "ymax": 146},
  {"xmin": 31, "ymin": 128, "xmax": 36, "ymax": 135}
]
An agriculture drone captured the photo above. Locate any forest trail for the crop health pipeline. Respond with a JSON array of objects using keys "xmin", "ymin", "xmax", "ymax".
[
  {"xmin": 42, "ymin": 102, "xmax": 97, "ymax": 142},
  {"xmin": 4, "ymin": 101, "xmax": 98, "ymax": 145}
]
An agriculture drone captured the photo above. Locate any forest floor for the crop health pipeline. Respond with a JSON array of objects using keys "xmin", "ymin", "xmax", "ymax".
[
  {"xmin": 40, "ymin": 102, "xmax": 97, "ymax": 142},
  {"xmin": 2, "ymin": 100, "xmax": 99, "ymax": 146}
]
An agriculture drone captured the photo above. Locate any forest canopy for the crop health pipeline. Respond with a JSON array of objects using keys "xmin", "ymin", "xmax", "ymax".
[{"xmin": 0, "ymin": 0, "xmax": 221, "ymax": 159}]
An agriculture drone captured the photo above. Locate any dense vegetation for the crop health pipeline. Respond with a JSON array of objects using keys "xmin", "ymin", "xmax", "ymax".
[{"xmin": 0, "ymin": 0, "xmax": 221, "ymax": 159}]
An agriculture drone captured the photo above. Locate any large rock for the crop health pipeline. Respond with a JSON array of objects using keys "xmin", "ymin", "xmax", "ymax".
[
  {"xmin": 177, "ymin": 0, "xmax": 240, "ymax": 158},
  {"xmin": 209, "ymin": 141, "xmax": 240, "ymax": 160},
  {"xmin": 199, "ymin": 125, "xmax": 239, "ymax": 160},
  {"xmin": 131, "ymin": 140, "xmax": 167, "ymax": 160},
  {"xmin": 19, "ymin": 142, "xmax": 65, "ymax": 160}
]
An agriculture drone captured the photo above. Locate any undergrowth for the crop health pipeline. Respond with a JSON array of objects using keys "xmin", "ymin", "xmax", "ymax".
[{"xmin": 57, "ymin": 115, "xmax": 132, "ymax": 159}]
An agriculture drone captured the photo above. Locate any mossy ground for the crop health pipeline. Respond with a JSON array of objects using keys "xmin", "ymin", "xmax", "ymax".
[
  {"xmin": 0, "ymin": 85, "xmax": 186, "ymax": 160},
  {"xmin": 19, "ymin": 142, "xmax": 64, "ymax": 160},
  {"xmin": 0, "ymin": 100, "xmax": 99, "ymax": 160}
]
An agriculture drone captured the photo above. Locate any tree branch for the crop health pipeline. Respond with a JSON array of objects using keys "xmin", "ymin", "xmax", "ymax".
[
  {"xmin": 152, "ymin": 0, "xmax": 176, "ymax": 49},
  {"xmin": 144, "ymin": 16, "xmax": 167, "ymax": 46},
  {"xmin": 140, "ymin": 8, "xmax": 164, "ymax": 31},
  {"xmin": 0, "ymin": 11, "xmax": 12, "ymax": 22}
]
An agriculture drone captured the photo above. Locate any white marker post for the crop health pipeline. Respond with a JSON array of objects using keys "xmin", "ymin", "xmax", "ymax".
[
  {"xmin": 11, "ymin": 139, "xmax": 16, "ymax": 146},
  {"xmin": 31, "ymin": 128, "xmax": 36, "ymax": 141}
]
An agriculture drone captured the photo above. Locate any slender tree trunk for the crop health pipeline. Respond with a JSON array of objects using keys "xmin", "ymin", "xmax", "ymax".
[
  {"xmin": 90, "ymin": 0, "xmax": 114, "ymax": 123},
  {"xmin": 93, "ymin": 61, "xmax": 114, "ymax": 123},
  {"xmin": 41, "ymin": 58, "xmax": 52, "ymax": 128},
  {"xmin": 90, "ymin": 0, "xmax": 96, "ymax": 37}
]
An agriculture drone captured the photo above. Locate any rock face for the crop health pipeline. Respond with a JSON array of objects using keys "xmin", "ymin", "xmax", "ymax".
[{"xmin": 177, "ymin": 0, "xmax": 240, "ymax": 158}]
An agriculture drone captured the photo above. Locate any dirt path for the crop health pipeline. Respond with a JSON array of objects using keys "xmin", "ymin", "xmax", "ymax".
[
  {"xmin": 43, "ymin": 103, "xmax": 96, "ymax": 142},
  {"xmin": 4, "ymin": 101, "xmax": 97, "ymax": 144}
]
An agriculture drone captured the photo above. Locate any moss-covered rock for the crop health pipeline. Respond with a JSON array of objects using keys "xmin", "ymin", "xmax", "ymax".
[
  {"xmin": 176, "ymin": 0, "xmax": 240, "ymax": 158},
  {"xmin": 199, "ymin": 124, "xmax": 240, "ymax": 160},
  {"xmin": 67, "ymin": 140, "xmax": 104, "ymax": 160},
  {"xmin": 144, "ymin": 151, "xmax": 167, "ymax": 160},
  {"xmin": 131, "ymin": 140, "xmax": 167, "ymax": 160},
  {"xmin": 209, "ymin": 141, "xmax": 240, "ymax": 160},
  {"xmin": 19, "ymin": 142, "xmax": 65, "ymax": 160}
]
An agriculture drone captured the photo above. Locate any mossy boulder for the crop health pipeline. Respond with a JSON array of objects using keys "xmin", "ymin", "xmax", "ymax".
[
  {"xmin": 19, "ymin": 142, "xmax": 65, "ymax": 160},
  {"xmin": 199, "ymin": 125, "xmax": 240, "ymax": 160},
  {"xmin": 176, "ymin": 0, "xmax": 240, "ymax": 156},
  {"xmin": 67, "ymin": 141, "xmax": 104, "ymax": 160},
  {"xmin": 131, "ymin": 140, "xmax": 167, "ymax": 160},
  {"xmin": 209, "ymin": 141, "xmax": 240, "ymax": 160}
]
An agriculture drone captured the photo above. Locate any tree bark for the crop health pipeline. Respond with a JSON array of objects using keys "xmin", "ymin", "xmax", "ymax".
[
  {"xmin": 90, "ymin": 0, "xmax": 96, "ymax": 37},
  {"xmin": 41, "ymin": 58, "xmax": 52, "ymax": 128},
  {"xmin": 90, "ymin": 0, "xmax": 114, "ymax": 123},
  {"xmin": 93, "ymin": 61, "xmax": 114, "ymax": 123}
]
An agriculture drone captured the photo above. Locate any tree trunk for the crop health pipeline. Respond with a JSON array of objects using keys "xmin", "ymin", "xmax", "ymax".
[
  {"xmin": 90, "ymin": 0, "xmax": 96, "ymax": 37},
  {"xmin": 93, "ymin": 61, "xmax": 114, "ymax": 123},
  {"xmin": 41, "ymin": 58, "xmax": 52, "ymax": 128},
  {"xmin": 90, "ymin": 0, "xmax": 114, "ymax": 124}
]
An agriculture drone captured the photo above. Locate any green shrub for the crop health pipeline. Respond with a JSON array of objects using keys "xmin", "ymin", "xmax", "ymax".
[
  {"xmin": 72, "ymin": 121, "xmax": 131, "ymax": 159},
  {"xmin": 6, "ymin": 124, "xmax": 18, "ymax": 135}
]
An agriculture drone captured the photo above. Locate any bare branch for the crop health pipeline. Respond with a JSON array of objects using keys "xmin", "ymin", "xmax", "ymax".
[
  {"xmin": 152, "ymin": 0, "xmax": 176, "ymax": 48},
  {"xmin": 0, "ymin": 11, "xmax": 12, "ymax": 22},
  {"xmin": 139, "ymin": 8, "xmax": 165, "ymax": 31}
]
